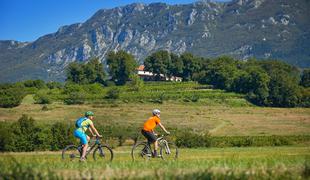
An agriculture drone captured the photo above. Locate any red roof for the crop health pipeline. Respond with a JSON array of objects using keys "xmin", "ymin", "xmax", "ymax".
[{"xmin": 137, "ymin": 65, "xmax": 145, "ymax": 71}]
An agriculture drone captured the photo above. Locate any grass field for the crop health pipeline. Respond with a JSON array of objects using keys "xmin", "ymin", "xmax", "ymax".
[
  {"xmin": 1, "ymin": 101, "xmax": 309, "ymax": 136},
  {"xmin": 1, "ymin": 146, "xmax": 309, "ymax": 179}
]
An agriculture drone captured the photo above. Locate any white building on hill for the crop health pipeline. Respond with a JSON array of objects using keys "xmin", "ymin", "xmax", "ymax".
[{"xmin": 137, "ymin": 65, "xmax": 182, "ymax": 82}]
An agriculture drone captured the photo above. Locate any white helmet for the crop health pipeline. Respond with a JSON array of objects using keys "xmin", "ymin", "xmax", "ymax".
[{"xmin": 152, "ymin": 109, "xmax": 161, "ymax": 116}]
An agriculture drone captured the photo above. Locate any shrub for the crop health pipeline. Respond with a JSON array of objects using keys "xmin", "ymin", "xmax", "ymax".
[
  {"xmin": 23, "ymin": 79, "xmax": 46, "ymax": 89},
  {"xmin": 50, "ymin": 122, "xmax": 74, "ymax": 150},
  {"xmin": 184, "ymin": 94, "xmax": 200, "ymax": 102},
  {"xmin": 82, "ymin": 83, "xmax": 104, "ymax": 94},
  {"xmin": 0, "ymin": 123, "xmax": 11, "ymax": 151},
  {"xmin": 8, "ymin": 115, "xmax": 40, "ymax": 151},
  {"xmin": 128, "ymin": 74, "xmax": 144, "ymax": 91},
  {"xmin": 34, "ymin": 92, "xmax": 52, "ymax": 104},
  {"xmin": 63, "ymin": 83, "xmax": 84, "ymax": 94},
  {"xmin": 210, "ymin": 136, "xmax": 294, "ymax": 147},
  {"xmin": 176, "ymin": 131, "xmax": 211, "ymax": 148},
  {"xmin": 105, "ymin": 88, "xmax": 120, "ymax": 99},
  {"xmin": 64, "ymin": 92, "xmax": 86, "ymax": 105},
  {"xmin": 0, "ymin": 88, "xmax": 25, "ymax": 108},
  {"xmin": 46, "ymin": 81, "xmax": 63, "ymax": 89}
]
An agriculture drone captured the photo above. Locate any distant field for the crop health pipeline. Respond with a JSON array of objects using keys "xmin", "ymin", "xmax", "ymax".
[
  {"xmin": 0, "ymin": 101, "xmax": 309, "ymax": 136},
  {"xmin": 1, "ymin": 146, "xmax": 309, "ymax": 179}
]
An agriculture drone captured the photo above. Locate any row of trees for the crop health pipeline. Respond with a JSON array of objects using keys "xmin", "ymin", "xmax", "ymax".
[
  {"xmin": 143, "ymin": 51, "xmax": 309, "ymax": 107},
  {"xmin": 1, "ymin": 50, "xmax": 309, "ymax": 108}
]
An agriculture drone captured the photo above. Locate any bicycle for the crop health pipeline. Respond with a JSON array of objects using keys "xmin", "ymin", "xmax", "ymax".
[
  {"xmin": 131, "ymin": 134, "xmax": 178, "ymax": 161},
  {"xmin": 62, "ymin": 136, "xmax": 113, "ymax": 162}
]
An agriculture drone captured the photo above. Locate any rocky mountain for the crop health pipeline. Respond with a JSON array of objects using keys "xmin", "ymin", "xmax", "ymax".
[{"xmin": 0, "ymin": 0, "xmax": 309, "ymax": 82}]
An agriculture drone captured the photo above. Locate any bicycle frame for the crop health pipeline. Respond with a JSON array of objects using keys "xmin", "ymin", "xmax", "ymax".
[
  {"xmin": 131, "ymin": 134, "xmax": 177, "ymax": 161},
  {"xmin": 78, "ymin": 137, "xmax": 102, "ymax": 157},
  {"xmin": 159, "ymin": 139, "xmax": 171, "ymax": 154},
  {"xmin": 145, "ymin": 135, "xmax": 171, "ymax": 155}
]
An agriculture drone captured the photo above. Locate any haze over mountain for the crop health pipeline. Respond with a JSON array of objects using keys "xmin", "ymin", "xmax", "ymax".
[{"xmin": 0, "ymin": 0, "xmax": 309, "ymax": 82}]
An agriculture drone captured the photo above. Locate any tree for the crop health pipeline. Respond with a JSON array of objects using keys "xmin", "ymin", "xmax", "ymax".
[
  {"xmin": 267, "ymin": 71, "xmax": 301, "ymax": 107},
  {"xmin": 205, "ymin": 56, "xmax": 239, "ymax": 90},
  {"xmin": 66, "ymin": 57, "xmax": 105, "ymax": 84},
  {"xmin": 180, "ymin": 53, "xmax": 202, "ymax": 81},
  {"xmin": 107, "ymin": 51, "xmax": 137, "ymax": 85},
  {"xmin": 233, "ymin": 66, "xmax": 270, "ymax": 105},
  {"xmin": 144, "ymin": 50, "xmax": 170, "ymax": 81},
  {"xmin": 300, "ymin": 69, "xmax": 310, "ymax": 88},
  {"xmin": 84, "ymin": 57, "xmax": 106, "ymax": 84},
  {"xmin": 259, "ymin": 60, "xmax": 300, "ymax": 82},
  {"xmin": 66, "ymin": 62, "xmax": 85, "ymax": 84}
]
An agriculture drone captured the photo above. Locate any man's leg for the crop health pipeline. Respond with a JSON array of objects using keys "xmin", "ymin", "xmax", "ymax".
[
  {"xmin": 81, "ymin": 144, "xmax": 88, "ymax": 159},
  {"xmin": 153, "ymin": 140, "xmax": 159, "ymax": 157},
  {"xmin": 80, "ymin": 134, "xmax": 88, "ymax": 161}
]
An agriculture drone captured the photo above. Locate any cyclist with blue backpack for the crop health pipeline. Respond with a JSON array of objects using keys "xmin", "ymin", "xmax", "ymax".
[{"xmin": 74, "ymin": 111, "xmax": 102, "ymax": 161}]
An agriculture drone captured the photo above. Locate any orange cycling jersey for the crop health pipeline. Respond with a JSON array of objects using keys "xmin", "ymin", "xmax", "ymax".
[{"xmin": 143, "ymin": 116, "xmax": 160, "ymax": 132}]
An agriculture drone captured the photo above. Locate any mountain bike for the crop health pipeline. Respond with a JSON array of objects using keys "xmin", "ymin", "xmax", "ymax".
[
  {"xmin": 62, "ymin": 136, "xmax": 113, "ymax": 162},
  {"xmin": 131, "ymin": 134, "xmax": 178, "ymax": 161}
]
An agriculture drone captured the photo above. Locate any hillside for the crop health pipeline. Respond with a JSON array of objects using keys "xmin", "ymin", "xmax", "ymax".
[
  {"xmin": 0, "ymin": 0, "xmax": 309, "ymax": 82},
  {"xmin": 1, "ymin": 82, "xmax": 309, "ymax": 136}
]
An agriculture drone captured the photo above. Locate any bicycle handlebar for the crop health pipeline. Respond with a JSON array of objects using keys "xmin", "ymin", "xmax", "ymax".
[
  {"xmin": 157, "ymin": 133, "xmax": 170, "ymax": 137},
  {"xmin": 156, "ymin": 133, "xmax": 171, "ymax": 141},
  {"xmin": 90, "ymin": 135, "xmax": 102, "ymax": 140}
]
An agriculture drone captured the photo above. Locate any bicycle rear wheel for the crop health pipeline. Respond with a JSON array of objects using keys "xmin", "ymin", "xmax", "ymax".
[
  {"xmin": 160, "ymin": 141, "xmax": 178, "ymax": 161},
  {"xmin": 131, "ymin": 142, "xmax": 152, "ymax": 161},
  {"xmin": 93, "ymin": 145, "xmax": 113, "ymax": 163},
  {"xmin": 62, "ymin": 145, "xmax": 81, "ymax": 161}
]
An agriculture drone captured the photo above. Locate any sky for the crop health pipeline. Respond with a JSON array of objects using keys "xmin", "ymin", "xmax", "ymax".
[{"xmin": 0, "ymin": 0, "xmax": 231, "ymax": 42}]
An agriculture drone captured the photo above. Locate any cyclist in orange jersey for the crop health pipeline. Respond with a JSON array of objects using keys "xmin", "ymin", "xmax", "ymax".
[{"xmin": 141, "ymin": 109, "xmax": 170, "ymax": 157}]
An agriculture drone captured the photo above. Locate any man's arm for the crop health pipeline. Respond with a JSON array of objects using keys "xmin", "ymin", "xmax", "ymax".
[
  {"xmin": 89, "ymin": 123, "xmax": 101, "ymax": 137},
  {"xmin": 158, "ymin": 123, "xmax": 170, "ymax": 134},
  {"xmin": 88, "ymin": 127, "xmax": 95, "ymax": 136}
]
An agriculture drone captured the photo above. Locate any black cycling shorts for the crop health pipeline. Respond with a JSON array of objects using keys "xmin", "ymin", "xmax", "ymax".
[{"xmin": 141, "ymin": 130, "xmax": 157, "ymax": 143}]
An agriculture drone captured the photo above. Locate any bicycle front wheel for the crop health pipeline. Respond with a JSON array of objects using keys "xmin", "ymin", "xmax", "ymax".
[
  {"xmin": 131, "ymin": 142, "xmax": 152, "ymax": 161},
  {"xmin": 160, "ymin": 142, "xmax": 178, "ymax": 161},
  {"xmin": 62, "ymin": 145, "xmax": 81, "ymax": 161},
  {"xmin": 93, "ymin": 145, "xmax": 113, "ymax": 163}
]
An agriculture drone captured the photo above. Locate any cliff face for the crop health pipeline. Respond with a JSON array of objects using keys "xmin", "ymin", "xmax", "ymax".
[{"xmin": 1, "ymin": 0, "xmax": 309, "ymax": 82}]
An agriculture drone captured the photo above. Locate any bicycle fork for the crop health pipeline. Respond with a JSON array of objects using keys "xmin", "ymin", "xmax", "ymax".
[
  {"xmin": 162, "ymin": 140, "xmax": 171, "ymax": 154},
  {"xmin": 98, "ymin": 146, "xmax": 105, "ymax": 157}
]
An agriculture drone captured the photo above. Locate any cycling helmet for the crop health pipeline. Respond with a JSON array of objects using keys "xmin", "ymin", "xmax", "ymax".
[
  {"xmin": 152, "ymin": 109, "xmax": 160, "ymax": 116},
  {"xmin": 85, "ymin": 111, "xmax": 94, "ymax": 117}
]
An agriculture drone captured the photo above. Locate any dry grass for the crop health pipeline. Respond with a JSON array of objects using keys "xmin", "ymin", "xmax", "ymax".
[{"xmin": 0, "ymin": 101, "xmax": 309, "ymax": 136}]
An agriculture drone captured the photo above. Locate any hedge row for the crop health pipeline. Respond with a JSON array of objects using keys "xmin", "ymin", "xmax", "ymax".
[{"xmin": 175, "ymin": 132, "xmax": 310, "ymax": 148}]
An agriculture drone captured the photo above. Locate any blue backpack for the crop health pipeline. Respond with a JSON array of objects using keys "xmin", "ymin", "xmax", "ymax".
[{"xmin": 75, "ymin": 117, "xmax": 88, "ymax": 128}]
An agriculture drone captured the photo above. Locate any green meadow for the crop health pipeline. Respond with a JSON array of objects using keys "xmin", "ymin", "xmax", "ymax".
[{"xmin": 1, "ymin": 146, "xmax": 309, "ymax": 179}]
